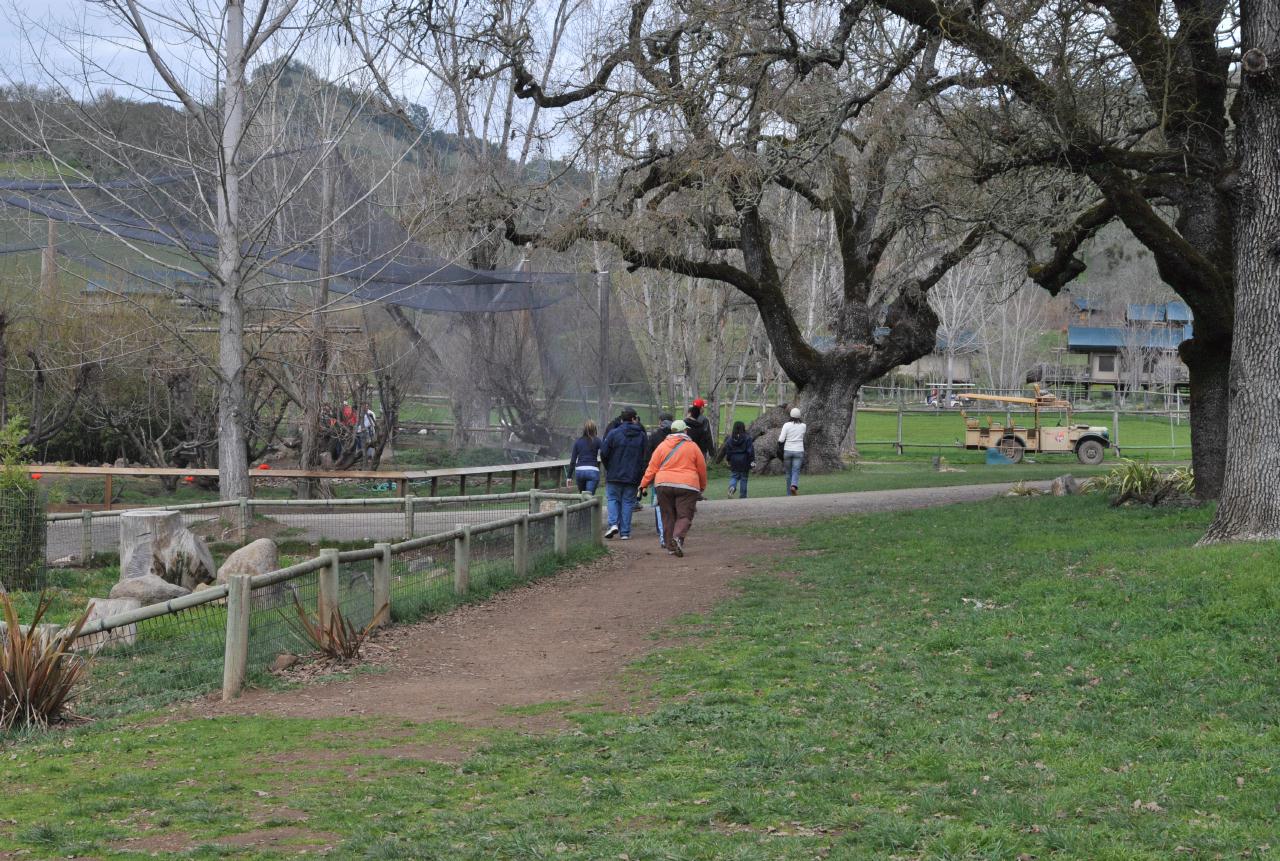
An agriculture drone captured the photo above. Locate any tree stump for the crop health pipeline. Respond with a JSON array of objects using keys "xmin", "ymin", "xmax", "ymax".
[{"xmin": 119, "ymin": 510, "xmax": 184, "ymax": 581}]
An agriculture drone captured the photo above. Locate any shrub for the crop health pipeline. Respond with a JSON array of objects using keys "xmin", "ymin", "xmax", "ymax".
[
  {"xmin": 0, "ymin": 417, "xmax": 45, "ymax": 590},
  {"xmin": 1, "ymin": 591, "xmax": 91, "ymax": 730},
  {"xmin": 1085, "ymin": 460, "xmax": 1196, "ymax": 507},
  {"xmin": 285, "ymin": 596, "xmax": 387, "ymax": 663}
]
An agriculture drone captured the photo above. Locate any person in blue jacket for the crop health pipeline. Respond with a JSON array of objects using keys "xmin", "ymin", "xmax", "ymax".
[
  {"xmin": 599, "ymin": 408, "xmax": 647, "ymax": 539},
  {"xmin": 723, "ymin": 420, "xmax": 755, "ymax": 498},
  {"xmin": 569, "ymin": 420, "xmax": 602, "ymax": 493}
]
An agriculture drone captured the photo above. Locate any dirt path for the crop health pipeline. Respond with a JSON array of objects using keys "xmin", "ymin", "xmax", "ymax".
[{"xmin": 207, "ymin": 482, "xmax": 1038, "ymax": 726}]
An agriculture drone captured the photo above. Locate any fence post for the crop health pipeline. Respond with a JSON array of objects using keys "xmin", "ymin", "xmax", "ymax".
[
  {"xmin": 80, "ymin": 509, "xmax": 92, "ymax": 564},
  {"xmin": 221, "ymin": 574, "xmax": 251, "ymax": 701},
  {"xmin": 514, "ymin": 515, "xmax": 528, "ymax": 578},
  {"xmin": 590, "ymin": 497, "xmax": 604, "ymax": 548},
  {"xmin": 403, "ymin": 494, "xmax": 416, "ymax": 540},
  {"xmin": 454, "ymin": 524, "xmax": 470, "ymax": 595},
  {"xmin": 1112, "ymin": 408, "xmax": 1121, "ymax": 451},
  {"xmin": 528, "ymin": 490, "xmax": 540, "ymax": 514},
  {"xmin": 238, "ymin": 496, "xmax": 249, "ymax": 544},
  {"xmin": 554, "ymin": 508, "xmax": 568, "ymax": 558},
  {"xmin": 895, "ymin": 405, "xmax": 904, "ymax": 455},
  {"xmin": 372, "ymin": 542, "xmax": 391, "ymax": 627},
  {"xmin": 318, "ymin": 548, "xmax": 339, "ymax": 635}
]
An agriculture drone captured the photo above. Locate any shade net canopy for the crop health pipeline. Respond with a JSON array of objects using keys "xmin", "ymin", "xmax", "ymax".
[{"xmin": 0, "ymin": 170, "xmax": 578, "ymax": 313}]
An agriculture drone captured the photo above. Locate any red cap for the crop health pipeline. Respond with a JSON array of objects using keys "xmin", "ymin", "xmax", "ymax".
[
  {"xmin": 692, "ymin": 398, "xmax": 706, "ymax": 408},
  {"xmin": 258, "ymin": 463, "xmax": 271, "ymax": 470}
]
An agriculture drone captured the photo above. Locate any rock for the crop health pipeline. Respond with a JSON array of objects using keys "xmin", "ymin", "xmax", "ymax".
[
  {"xmin": 218, "ymin": 538, "xmax": 283, "ymax": 607},
  {"xmin": 75, "ymin": 598, "xmax": 143, "ymax": 652},
  {"xmin": 109, "ymin": 574, "xmax": 190, "ymax": 605},
  {"xmin": 51, "ymin": 555, "xmax": 76, "ymax": 568},
  {"xmin": 113, "ymin": 457, "xmax": 128, "ymax": 468},
  {"xmin": 1050, "ymin": 474, "xmax": 1079, "ymax": 497},
  {"xmin": 216, "ymin": 538, "xmax": 279, "ymax": 584},
  {"xmin": 271, "ymin": 653, "xmax": 299, "ymax": 672}
]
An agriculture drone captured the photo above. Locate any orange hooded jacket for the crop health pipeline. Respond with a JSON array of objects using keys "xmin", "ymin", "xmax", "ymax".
[{"xmin": 640, "ymin": 433, "xmax": 707, "ymax": 493}]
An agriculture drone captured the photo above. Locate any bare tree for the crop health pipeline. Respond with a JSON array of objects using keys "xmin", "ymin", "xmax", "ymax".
[
  {"xmin": 929, "ymin": 262, "xmax": 988, "ymax": 400},
  {"xmin": 865, "ymin": 0, "xmax": 1252, "ymax": 510},
  {"xmin": 490, "ymin": 2, "xmax": 989, "ymax": 471}
]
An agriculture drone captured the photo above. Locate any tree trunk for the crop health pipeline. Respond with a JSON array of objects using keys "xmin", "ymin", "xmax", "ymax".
[
  {"xmin": 1180, "ymin": 334, "xmax": 1229, "ymax": 501},
  {"xmin": 1202, "ymin": 21, "xmax": 1280, "ymax": 541},
  {"xmin": 747, "ymin": 364, "xmax": 861, "ymax": 474},
  {"xmin": 298, "ymin": 151, "xmax": 334, "ymax": 499},
  {"xmin": 215, "ymin": 0, "xmax": 250, "ymax": 501}
]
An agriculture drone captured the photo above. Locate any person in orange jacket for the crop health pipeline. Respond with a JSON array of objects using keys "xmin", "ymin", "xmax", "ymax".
[{"xmin": 639, "ymin": 419, "xmax": 707, "ymax": 557}]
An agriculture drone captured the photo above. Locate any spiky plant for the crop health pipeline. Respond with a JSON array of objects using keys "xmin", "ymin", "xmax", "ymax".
[
  {"xmin": 1, "ymin": 592, "xmax": 91, "ymax": 729},
  {"xmin": 285, "ymin": 596, "xmax": 387, "ymax": 663}
]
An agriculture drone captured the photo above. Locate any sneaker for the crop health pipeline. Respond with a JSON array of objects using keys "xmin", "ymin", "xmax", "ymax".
[
  {"xmin": 789, "ymin": 485, "xmax": 798, "ymax": 496},
  {"xmin": 673, "ymin": 537, "xmax": 684, "ymax": 557},
  {"xmin": 605, "ymin": 525, "xmax": 619, "ymax": 539},
  {"xmin": 619, "ymin": 534, "xmax": 630, "ymax": 540},
  {"xmin": 728, "ymin": 485, "xmax": 737, "ymax": 498}
]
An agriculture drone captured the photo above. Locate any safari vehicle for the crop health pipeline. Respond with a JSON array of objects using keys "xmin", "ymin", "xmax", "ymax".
[{"xmin": 958, "ymin": 386, "xmax": 1111, "ymax": 465}]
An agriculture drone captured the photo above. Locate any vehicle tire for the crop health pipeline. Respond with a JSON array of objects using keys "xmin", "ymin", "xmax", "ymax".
[
  {"xmin": 1076, "ymin": 439, "xmax": 1105, "ymax": 466},
  {"xmin": 998, "ymin": 436, "xmax": 1024, "ymax": 464}
]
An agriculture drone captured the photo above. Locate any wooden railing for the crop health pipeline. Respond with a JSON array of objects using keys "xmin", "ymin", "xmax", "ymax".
[{"xmin": 23, "ymin": 460, "xmax": 570, "ymax": 510}]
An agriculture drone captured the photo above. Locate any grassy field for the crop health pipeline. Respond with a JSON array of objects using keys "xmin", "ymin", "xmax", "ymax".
[{"xmin": 4, "ymin": 494, "xmax": 1277, "ymax": 859}]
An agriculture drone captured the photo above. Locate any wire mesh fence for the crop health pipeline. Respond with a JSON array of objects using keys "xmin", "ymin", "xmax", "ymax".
[
  {"xmin": 0, "ymin": 484, "xmax": 46, "ymax": 590},
  {"xmin": 388, "ymin": 536, "xmax": 454, "ymax": 624},
  {"xmin": 27, "ymin": 492, "xmax": 602, "ymax": 718},
  {"xmin": 243, "ymin": 568, "xmax": 322, "ymax": 684},
  {"xmin": 75, "ymin": 597, "xmax": 228, "ymax": 719}
]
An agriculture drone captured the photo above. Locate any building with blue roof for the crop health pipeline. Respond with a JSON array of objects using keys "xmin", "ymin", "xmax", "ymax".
[{"xmin": 1062, "ymin": 302, "xmax": 1192, "ymax": 395}]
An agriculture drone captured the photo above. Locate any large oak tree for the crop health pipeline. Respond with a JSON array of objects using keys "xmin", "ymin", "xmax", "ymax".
[{"xmin": 498, "ymin": 0, "xmax": 987, "ymax": 471}]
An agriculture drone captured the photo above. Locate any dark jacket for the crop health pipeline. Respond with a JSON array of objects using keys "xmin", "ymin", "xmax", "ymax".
[
  {"xmin": 600, "ymin": 421, "xmax": 648, "ymax": 485},
  {"xmin": 606, "ymin": 414, "xmax": 646, "ymax": 436},
  {"xmin": 569, "ymin": 435, "xmax": 601, "ymax": 471},
  {"xmin": 686, "ymin": 415, "xmax": 714, "ymax": 455},
  {"xmin": 723, "ymin": 432, "xmax": 755, "ymax": 472},
  {"xmin": 645, "ymin": 426, "xmax": 671, "ymax": 463}
]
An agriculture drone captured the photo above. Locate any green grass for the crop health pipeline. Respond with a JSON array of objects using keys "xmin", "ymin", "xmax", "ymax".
[
  {"xmin": 4, "ymin": 495, "xmax": 1277, "ymax": 859},
  {"xmin": 703, "ymin": 460, "xmax": 1115, "ymax": 498}
]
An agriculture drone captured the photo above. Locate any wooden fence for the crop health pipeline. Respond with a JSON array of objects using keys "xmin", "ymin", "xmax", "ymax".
[{"xmin": 23, "ymin": 460, "xmax": 571, "ymax": 510}]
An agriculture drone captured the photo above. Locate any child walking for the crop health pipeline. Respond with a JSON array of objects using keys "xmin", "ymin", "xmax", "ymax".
[{"xmin": 723, "ymin": 421, "xmax": 754, "ymax": 498}]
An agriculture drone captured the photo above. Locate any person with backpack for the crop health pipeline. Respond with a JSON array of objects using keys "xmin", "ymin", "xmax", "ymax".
[
  {"xmin": 778, "ymin": 407, "xmax": 808, "ymax": 495},
  {"xmin": 639, "ymin": 419, "xmax": 707, "ymax": 557},
  {"xmin": 569, "ymin": 420, "xmax": 602, "ymax": 493},
  {"xmin": 599, "ymin": 408, "xmax": 647, "ymax": 539},
  {"xmin": 685, "ymin": 399, "xmax": 714, "ymax": 456},
  {"xmin": 723, "ymin": 420, "xmax": 755, "ymax": 498}
]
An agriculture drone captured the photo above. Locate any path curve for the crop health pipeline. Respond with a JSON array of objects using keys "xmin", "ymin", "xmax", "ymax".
[{"xmin": 206, "ymin": 481, "xmax": 1045, "ymax": 725}]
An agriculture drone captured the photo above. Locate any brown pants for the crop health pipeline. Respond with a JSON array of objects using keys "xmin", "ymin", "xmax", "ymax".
[{"xmin": 657, "ymin": 487, "xmax": 699, "ymax": 545}]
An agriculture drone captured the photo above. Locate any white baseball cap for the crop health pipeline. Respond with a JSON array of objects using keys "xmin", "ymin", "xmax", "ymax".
[{"xmin": 790, "ymin": 408, "xmax": 801, "ymax": 419}]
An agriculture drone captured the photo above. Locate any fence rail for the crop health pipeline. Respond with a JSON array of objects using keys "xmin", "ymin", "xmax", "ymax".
[
  {"xmin": 25, "ymin": 459, "xmax": 571, "ymax": 509},
  {"xmin": 55, "ymin": 490, "xmax": 602, "ymax": 712}
]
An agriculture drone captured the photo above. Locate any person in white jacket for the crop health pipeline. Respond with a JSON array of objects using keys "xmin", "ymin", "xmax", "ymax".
[{"xmin": 778, "ymin": 407, "xmax": 807, "ymax": 495}]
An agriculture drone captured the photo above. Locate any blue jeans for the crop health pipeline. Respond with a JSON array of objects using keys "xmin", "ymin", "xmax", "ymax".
[
  {"xmin": 575, "ymin": 469, "xmax": 599, "ymax": 493},
  {"xmin": 729, "ymin": 471, "xmax": 749, "ymax": 498},
  {"xmin": 605, "ymin": 482, "xmax": 638, "ymax": 535},
  {"xmin": 784, "ymin": 452, "xmax": 804, "ymax": 488}
]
